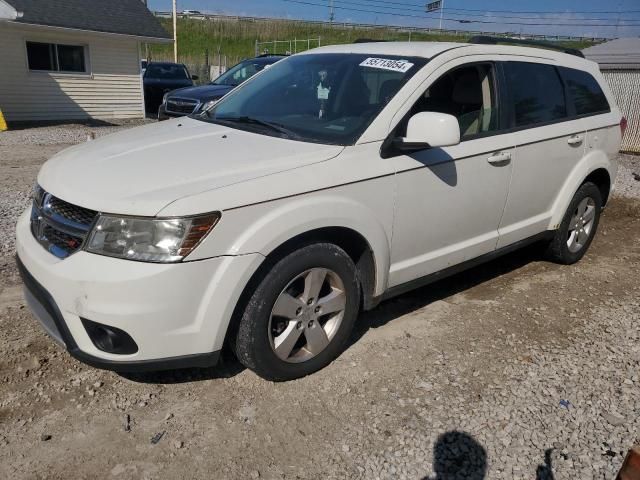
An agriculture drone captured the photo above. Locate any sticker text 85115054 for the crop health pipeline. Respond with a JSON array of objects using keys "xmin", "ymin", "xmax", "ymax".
[{"xmin": 359, "ymin": 58, "xmax": 414, "ymax": 73}]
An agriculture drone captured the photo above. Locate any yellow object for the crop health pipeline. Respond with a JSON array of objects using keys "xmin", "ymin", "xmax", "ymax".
[{"xmin": 0, "ymin": 108, "xmax": 6, "ymax": 131}]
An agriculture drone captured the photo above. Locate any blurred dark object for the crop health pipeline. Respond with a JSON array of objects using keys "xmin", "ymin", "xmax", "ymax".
[{"xmin": 617, "ymin": 446, "xmax": 640, "ymax": 480}]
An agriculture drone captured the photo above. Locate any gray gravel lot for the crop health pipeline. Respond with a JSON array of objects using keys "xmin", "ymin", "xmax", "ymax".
[
  {"xmin": 0, "ymin": 123, "xmax": 639, "ymax": 479},
  {"xmin": 0, "ymin": 119, "xmax": 151, "ymax": 146}
]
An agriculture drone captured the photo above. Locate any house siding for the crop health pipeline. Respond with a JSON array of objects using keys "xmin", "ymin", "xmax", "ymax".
[{"xmin": 0, "ymin": 23, "xmax": 144, "ymax": 122}]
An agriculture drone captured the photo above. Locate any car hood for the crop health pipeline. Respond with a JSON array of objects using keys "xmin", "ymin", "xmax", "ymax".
[
  {"xmin": 168, "ymin": 84, "xmax": 234, "ymax": 101},
  {"xmin": 38, "ymin": 118, "xmax": 344, "ymax": 216},
  {"xmin": 144, "ymin": 78, "xmax": 193, "ymax": 89}
]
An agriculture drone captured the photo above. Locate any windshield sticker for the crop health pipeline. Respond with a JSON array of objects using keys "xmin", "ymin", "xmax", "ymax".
[
  {"xmin": 317, "ymin": 84, "xmax": 331, "ymax": 100},
  {"xmin": 359, "ymin": 58, "xmax": 414, "ymax": 73}
]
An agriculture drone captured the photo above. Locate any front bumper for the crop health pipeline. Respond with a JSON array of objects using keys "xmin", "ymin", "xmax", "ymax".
[{"xmin": 16, "ymin": 209, "xmax": 264, "ymax": 371}]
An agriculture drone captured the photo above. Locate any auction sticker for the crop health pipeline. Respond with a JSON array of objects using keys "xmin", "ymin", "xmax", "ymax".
[{"xmin": 359, "ymin": 57, "xmax": 414, "ymax": 73}]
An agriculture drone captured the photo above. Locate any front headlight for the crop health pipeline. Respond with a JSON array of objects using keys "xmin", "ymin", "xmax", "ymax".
[{"xmin": 86, "ymin": 213, "xmax": 220, "ymax": 263}]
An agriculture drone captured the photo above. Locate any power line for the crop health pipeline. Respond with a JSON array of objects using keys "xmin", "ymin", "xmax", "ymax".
[
  {"xmin": 424, "ymin": 9, "xmax": 640, "ymax": 23},
  {"xmin": 331, "ymin": 0, "xmax": 640, "ymax": 23},
  {"xmin": 348, "ymin": 0, "xmax": 640, "ymax": 15},
  {"xmin": 445, "ymin": 7, "xmax": 640, "ymax": 15},
  {"xmin": 279, "ymin": 0, "xmax": 640, "ymax": 27}
]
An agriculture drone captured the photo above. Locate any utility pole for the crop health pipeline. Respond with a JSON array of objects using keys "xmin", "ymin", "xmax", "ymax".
[
  {"xmin": 142, "ymin": 0, "xmax": 149, "ymax": 60},
  {"xmin": 172, "ymin": 0, "xmax": 178, "ymax": 62},
  {"xmin": 329, "ymin": 0, "xmax": 334, "ymax": 23},
  {"xmin": 439, "ymin": 0, "xmax": 445, "ymax": 31}
]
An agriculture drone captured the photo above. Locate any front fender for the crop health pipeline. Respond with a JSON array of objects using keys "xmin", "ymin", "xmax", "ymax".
[
  {"xmin": 189, "ymin": 194, "xmax": 393, "ymax": 296},
  {"xmin": 548, "ymin": 149, "xmax": 616, "ymax": 229}
]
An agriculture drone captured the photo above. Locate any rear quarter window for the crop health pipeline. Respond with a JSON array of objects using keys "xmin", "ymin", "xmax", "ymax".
[
  {"xmin": 504, "ymin": 62, "xmax": 567, "ymax": 128},
  {"xmin": 559, "ymin": 67, "xmax": 610, "ymax": 116}
]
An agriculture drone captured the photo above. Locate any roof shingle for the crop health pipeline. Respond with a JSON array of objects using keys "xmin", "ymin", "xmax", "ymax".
[
  {"xmin": 583, "ymin": 38, "xmax": 640, "ymax": 69},
  {"xmin": 5, "ymin": 0, "xmax": 171, "ymax": 39}
]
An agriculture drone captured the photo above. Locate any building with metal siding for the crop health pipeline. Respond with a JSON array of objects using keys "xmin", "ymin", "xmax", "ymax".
[
  {"xmin": 584, "ymin": 38, "xmax": 640, "ymax": 153},
  {"xmin": 0, "ymin": 0, "xmax": 171, "ymax": 124}
]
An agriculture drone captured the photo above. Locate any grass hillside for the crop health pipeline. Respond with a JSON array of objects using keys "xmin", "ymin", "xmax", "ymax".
[{"xmin": 148, "ymin": 17, "xmax": 595, "ymax": 69}]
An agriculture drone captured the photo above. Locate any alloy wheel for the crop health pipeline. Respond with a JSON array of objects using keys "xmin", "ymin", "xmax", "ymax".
[
  {"xmin": 567, "ymin": 196, "xmax": 596, "ymax": 253},
  {"xmin": 268, "ymin": 268, "xmax": 347, "ymax": 363}
]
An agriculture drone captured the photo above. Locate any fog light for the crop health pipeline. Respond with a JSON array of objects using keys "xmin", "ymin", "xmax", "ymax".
[{"xmin": 81, "ymin": 318, "xmax": 138, "ymax": 354}]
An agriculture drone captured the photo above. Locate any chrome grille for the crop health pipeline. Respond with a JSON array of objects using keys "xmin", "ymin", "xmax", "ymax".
[
  {"xmin": 47, "ymin": 196, "xmax": 96, "ymax": 227},
  {"xmin": 166, "ymin": 97, "xmax": 199, "ymax": 115},
  {"xmin": 30, "ymin": 190, "xmax": 98, "ymax": 259}
]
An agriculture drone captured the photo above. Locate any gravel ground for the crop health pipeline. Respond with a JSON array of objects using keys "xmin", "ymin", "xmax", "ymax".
[
  {"xmin": 0, "ymin": 119, "xmax": 151, "ymax": 146},
  {"xmin": 616, "ymin": 153, "xmax": 640, "ymax": 198},
  {"xmin": 0, "ymin": 124, "xmax": 639, "ymax": 479}
]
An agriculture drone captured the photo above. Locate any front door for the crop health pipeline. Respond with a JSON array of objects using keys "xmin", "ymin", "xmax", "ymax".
[{"xmin": 388, "ymin": 62, "xmax": 514, "ymax": 287}]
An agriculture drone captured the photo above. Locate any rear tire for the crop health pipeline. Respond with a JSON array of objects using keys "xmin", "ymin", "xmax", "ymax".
[
  {"xmin": 546, "ymin": 182, "xmax": 602, "ymax": 265},
  {"xmin": 234, "ymin": 243, "xmax": 360, "ymax": 381}
]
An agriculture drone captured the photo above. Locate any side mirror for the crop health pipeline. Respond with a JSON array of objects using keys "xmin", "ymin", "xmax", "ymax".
[
  {"xmin": 191, "ymin": 75, "xmax": 199, "ymax": 81},
  {"xmin": 394, "ymin": 112, "xmax": 461, "ymax": 152}
]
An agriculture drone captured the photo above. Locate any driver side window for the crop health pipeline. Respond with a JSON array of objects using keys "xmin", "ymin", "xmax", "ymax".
[{"xmin": 410, "ymin": 63, "xmax": 501, "ymax": 140}]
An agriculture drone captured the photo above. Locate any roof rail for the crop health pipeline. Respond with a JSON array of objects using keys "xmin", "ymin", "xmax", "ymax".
[
  {"xmin": 468, "ymin": 35, "xmax": 585, "ymax": 58},
  {"xmin": 353, "ymin": 38, "xmax": 389, "ymax": 43}
]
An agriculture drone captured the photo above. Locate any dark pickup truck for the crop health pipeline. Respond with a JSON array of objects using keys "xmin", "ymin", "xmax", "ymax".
[{"xmin": 143, "ymin": 62, "xmax": 197, "ymax": 114}]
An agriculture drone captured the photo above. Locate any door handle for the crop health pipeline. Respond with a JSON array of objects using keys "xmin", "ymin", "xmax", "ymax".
[
  {"xmin": 487, "ymin": 151, "xmax": 511, "ymax": 165},
  {"xmin": 568, "ymin": 135, "xmax": 584, "ymax": 146}
]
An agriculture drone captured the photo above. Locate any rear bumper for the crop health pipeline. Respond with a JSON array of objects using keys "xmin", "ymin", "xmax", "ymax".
[{"xmin": 17, "ymin": 255, "xmax": 220, "ymax": 372}]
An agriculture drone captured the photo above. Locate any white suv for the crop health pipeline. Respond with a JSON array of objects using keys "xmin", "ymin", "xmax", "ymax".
[{"xmin": 16, "ymin": 41, "xmax": 623, "ymax": 381}]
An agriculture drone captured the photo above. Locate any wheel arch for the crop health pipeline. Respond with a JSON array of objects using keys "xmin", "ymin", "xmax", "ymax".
[
  {"xmin": 223, "ymin": 225, "xmax": 382, "ymax": 351},
  {"xmin": 548, "ymin": 151, "xmax": 614, "ymax": 229},
  {"xmin": 583, "ymin": 168, "xmax": 611, "ymax": 207}
]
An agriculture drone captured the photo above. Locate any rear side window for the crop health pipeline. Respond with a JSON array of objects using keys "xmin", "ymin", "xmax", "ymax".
[
  {"xmin": 559, "ymin": 67, "xmax": 610, "ymax": 116},
  {"xmin": 504, "ymin": 62, "xmax": 567, "ymax": 128}
]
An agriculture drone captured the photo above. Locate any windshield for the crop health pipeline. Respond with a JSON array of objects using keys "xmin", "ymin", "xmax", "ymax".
[
  {"xmin": 197, "ymin": 53, "xmax": 427, "ymax": 145},
  {"xmin": 213, "ymin": 59, "xmax": 278, "ymax": 87},
  {"xmin": 145, "ymin": 64, "xmax": 190, "ymax": 80}
]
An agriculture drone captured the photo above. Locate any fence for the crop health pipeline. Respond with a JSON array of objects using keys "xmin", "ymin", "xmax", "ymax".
[
  {"xmin": 603, "ymin": 69, "xmax": 640, "ymax": 153},
  {"xmin": 153, "ymin": 11, "xmax": 610, "ymax": 42},
  {"xmin": 255, "ymin": 37, "xmax": 321, "ymax": 56}
]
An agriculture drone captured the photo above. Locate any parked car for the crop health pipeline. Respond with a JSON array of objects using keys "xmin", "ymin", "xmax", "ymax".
[
  {"xmin": 17, "ymin": 41, "xmax": 623, "ymax": 381},
  {"xmin": 182, "ymin": 9, "xmax": 202, "ymax": 15},
  {"xmin": 143, "ymin": 62, "xmax": 197, "ymax": 113},
  {"xmin": 158, "ymin": 55, "xmax": 286, "ymax": 120}
]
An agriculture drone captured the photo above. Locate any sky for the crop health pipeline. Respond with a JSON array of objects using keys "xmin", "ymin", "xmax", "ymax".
[{"xmin": 147, "ymin": 0, "xmax": 640, "ymax": 38}]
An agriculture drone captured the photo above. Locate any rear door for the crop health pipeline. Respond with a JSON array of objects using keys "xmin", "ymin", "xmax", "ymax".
[
  {"xmin": 559, "ymin": 67, "xmax": 620, "ymax": 163},
  {"xmin": 497, "ymin": 61, "xmax": 586, "ymax": 248}
]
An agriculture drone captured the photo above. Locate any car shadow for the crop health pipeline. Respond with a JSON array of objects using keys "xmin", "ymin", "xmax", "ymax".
[
  {"xmin": 118, "ymin": 349, "xmax": 246, "ymax": 384},
  {"xmin": 121, "ymin": 242, "xmax": 546, "ymax": 384},
  {"xmin": 350, "ymin": 241, "xmax": 546, "ymax": 346}
]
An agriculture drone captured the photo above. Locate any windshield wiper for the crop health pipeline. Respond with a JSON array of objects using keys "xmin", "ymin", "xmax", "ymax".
[{"xmin": 214, "ymin": 116, "xmax": 301, "ymax": 140}]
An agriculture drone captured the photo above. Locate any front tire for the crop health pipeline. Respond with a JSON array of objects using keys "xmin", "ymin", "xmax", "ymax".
[
  {"xmin": 234, "ymin": 243, "xmax": 360, "ymax": 381},
  {"xmin": 546, "ymin": 181, "xmax": 602, "ymax": 265}
]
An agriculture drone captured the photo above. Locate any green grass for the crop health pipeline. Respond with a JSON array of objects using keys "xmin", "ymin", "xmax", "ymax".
[{"xmin": 147, "ymin": 17, "xmax": 596, "ymax": 69}]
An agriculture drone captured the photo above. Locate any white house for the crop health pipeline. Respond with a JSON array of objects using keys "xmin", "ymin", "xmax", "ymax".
[{"xmin": 0, "ymin": 0, "xmax": 171, "ymax": 124}]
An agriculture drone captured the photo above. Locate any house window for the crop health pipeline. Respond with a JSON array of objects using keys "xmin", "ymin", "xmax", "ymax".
[{"xmin": 26, "ymin": 41, "xmax": 86, "ymax": 73}]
